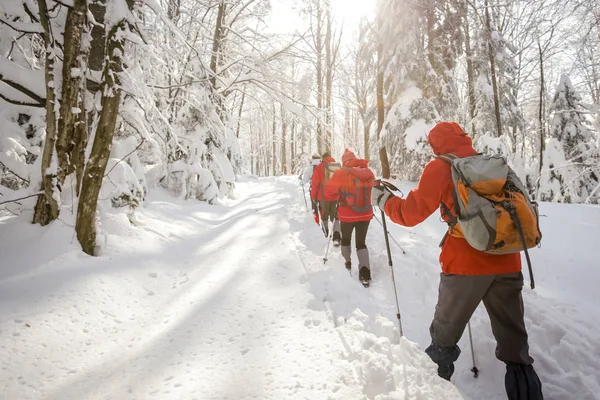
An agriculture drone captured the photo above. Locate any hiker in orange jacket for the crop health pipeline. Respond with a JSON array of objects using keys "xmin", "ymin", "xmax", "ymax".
[
  {"xmin": 324, "ymin": 149, "xmax": 375, "ymax": 285},
  {"xmin": 310, "ymin": 151, "xmax": 341, "ymax": 244},
  {"xmin": 371, "ymin": 122, "xmax": 543, "ymax": 399}
]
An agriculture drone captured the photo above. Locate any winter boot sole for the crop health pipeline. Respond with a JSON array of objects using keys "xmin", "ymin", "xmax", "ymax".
[{"xmin": 359, "ymin": 267, "xmax": 371, "ymax": 288}]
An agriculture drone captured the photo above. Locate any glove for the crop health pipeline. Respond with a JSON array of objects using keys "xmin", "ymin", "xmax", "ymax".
[
  {"xmin": 371, "ymin": 185, "xmax": 394, "ymax": 210},
  {"xmin": 313, "ymin": 212, "xmax": 320, "ymax": 225}
]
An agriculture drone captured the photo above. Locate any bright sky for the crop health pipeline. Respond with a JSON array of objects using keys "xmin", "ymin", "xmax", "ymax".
[{"xmin": 268, "ymin": 0, "xmax": 375, "ymax": 38}]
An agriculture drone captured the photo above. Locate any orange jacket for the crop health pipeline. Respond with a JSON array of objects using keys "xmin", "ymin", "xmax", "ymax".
[
  {"xmin": 383, "ymin": 122, "xmax": 521, "ymax": 275},
  {"xmin": 310, "ymin": 156, "xmax": 336, "ymax": 202},
  {"xmin": 324, "ymin": 158, "xmax": 374, "ymax": 223}
]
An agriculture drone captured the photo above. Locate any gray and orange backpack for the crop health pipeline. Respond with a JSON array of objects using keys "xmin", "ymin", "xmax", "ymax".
[{"xmin": 438, "ymin": 154, "xmax": 542, "ymax": 288}]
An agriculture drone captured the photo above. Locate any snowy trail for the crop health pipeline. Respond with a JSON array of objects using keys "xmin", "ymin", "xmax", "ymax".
[
  {"xmin": 0, "ymin": 177, "xmax": 458, "ymax": 400},
  {"xmin": 0, "ymin": 176, "xmax": 599, "ymax": 400}
]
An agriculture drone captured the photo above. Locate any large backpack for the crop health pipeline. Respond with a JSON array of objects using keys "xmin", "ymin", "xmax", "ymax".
[
  {"xmin": 342, "ymin": 167, "xmax": 375, "ymax": 212},
  {"xmin": 324, "ymin": 162, "xmax": 341, "ymax": 182},
  {"xmin": 319, "ymin": 162, "xmax": 341, "ymax": 199},
  {"xmin": 438, "ymin": 153, "xmax": 542, "ymax": 253},
  {"xmin": 438, "ymin": 154, "xmax": 542, "ymax": 288}
]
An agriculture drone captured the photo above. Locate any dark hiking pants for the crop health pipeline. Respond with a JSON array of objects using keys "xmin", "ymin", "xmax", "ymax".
[
  {"xmin": 319, "ymin": 201, "xmax": 338, "ymax": 222},
  {"xmin": 426, "ymin": 272, "xmax": 543, "ymax": 399},
  {"xmin": 340, "ymin": 221, "xmax": 370, "ymax": 269},
  {"xmin": 319, "ymin": 201, "xmax": 340, "ymax": 238}
]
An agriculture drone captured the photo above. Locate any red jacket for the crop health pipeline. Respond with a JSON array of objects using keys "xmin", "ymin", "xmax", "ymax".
[
  {"xmin": 310, "ymin": 157, "xmax": 336, "ymax": 202},
  {"xmin": 324, "ymin": 158, "xmax": 374, "ymax": 223},
  {"xmin": 383, "ymin": 122, "xmax": 521, "ymax": 276}
]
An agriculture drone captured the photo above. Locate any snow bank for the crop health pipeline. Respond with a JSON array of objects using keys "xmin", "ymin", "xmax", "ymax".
[
  {"xmin": 101, "ymin": 158, "xmax": 145, "ymax": 208},
  {"xmin": 1, "ymin": 176, "xmax": 599, "ymax": 399}
]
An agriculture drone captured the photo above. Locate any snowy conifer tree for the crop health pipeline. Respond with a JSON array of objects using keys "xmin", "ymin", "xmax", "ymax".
[{"xmin": 539, "ymin": 74, "xmax": 599, "ymax": 203}]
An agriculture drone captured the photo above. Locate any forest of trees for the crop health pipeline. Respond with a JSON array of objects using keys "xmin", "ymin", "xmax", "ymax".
[{"xmin": 1, "ymin": 0, "xmax": 599, "ymax": 254}]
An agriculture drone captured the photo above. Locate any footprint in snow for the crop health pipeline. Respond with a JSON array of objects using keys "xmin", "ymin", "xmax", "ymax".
[{"xmin": 148, "ymin": 272, "xmax": 158, "ymax": 278}]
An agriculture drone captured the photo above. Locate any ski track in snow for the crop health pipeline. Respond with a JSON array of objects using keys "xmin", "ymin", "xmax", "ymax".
[{"xmin": 0, "ymin": 176, "xmax": 599, "ymax": 400}]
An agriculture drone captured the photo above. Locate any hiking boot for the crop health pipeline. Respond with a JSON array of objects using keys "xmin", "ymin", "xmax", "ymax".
[
  {"xmin": 425, "ymin": 342, "xmax": 460, "ymax": 381},
  {"xmin": 332, "ymin": 231, "xmax": 341, "ymax": 247},
  {"xmin": 505, "ymin": 363, "xmax": 543, "ymax": 400},
  {"xmin": 437, "ymin": 364, "xmax": 455, "ymax": 381},
  {"xmin": 359, "ymin": 266, "xmax": 371, "ymax": 287}
]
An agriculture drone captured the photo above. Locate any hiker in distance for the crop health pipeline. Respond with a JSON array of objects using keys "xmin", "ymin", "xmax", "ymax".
[
  {"xmin": 310, "ymin": 151, "xmax": 342, "ymax": 245},
  {"xmin": 324, "ymin": 149, "xmax": 376, "ymax": 287},
  {"xmin": 299, "ymin": 153, "xmax": 321, "ymax": 186},
  {"xmin": 371, "ymin": 122, "xmax": 543, "ymax": 399}
]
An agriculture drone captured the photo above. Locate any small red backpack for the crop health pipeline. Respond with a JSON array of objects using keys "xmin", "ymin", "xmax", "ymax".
[{"xmin": 342, "ymin": 167, "xmax": 375, "ymax": 212}]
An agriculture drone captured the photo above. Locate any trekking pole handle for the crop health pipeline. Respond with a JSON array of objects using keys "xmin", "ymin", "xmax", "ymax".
[{"xmin": 374, "ymin": 179, "xmax": 403, "ymax": 196}]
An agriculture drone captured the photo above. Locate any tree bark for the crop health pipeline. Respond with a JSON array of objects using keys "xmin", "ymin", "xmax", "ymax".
[
  {"xmin": 426, "ymin": 1, "xmax": 438, "ymax": 78},
  {"xmin": 76, "ymin": 22, "xmax": 125, "ymax": 255},
  {"xmin": 281, "ymin": 105, "xmax": 287, "ymax": 175},
  {"xmin": 56, "ymin": 0, "xmax": 87, "ymax": 187},
  {"xmin": 537, "ymin": 38, "xmax": 546, "ymax": 183},
  {"xmin": 235, "ymin": 90, "xmax": 246, "ymax": 138},
  {"xmin": 324, "ymin": 0, "xmax": 332, "ymax": 151},
  {"xmin": 463, "ymin": 1, "xmax": 477, "ymax": 138},
  {"xmin": 291, "ymin": 119, "xmax": 296, "ymax": 173},
  {"xmin": 485, "ymin": 0, "xmax": 503, "ymax": 137},
  {"xmin": 272, "ymin": 103, "xmax": 277, "ymax": 176},
  {"xmin": 167, "ymin": 0, "xmax": 180, "ymax": 20},
  {"xmin": 376, "ymin": 42, "xmax": 384, "ymax": 141},
  {"xmin": 364, "ymin": 120, "xmax": 372, "ymax": 162},
  {"xmin": 315, "ymin": 0, "xmax": 324, "ymax": 154},
  {"xmin": 210, "ymin": 0, "xmax": 226, "ymax": 115},
  {"xmin": 379, "ymin": 146, "xmax": 390, "ymax": 179},
  {"xmin": 88, "ymin": 0, "xmax": 107, "ymax": 92},
  {"xmin": 210, "ymin": 1, "xmax": 226, "ymax": 90},
  {"xmin": 33, "ymin": 0, "xmax": 59, "ymax": 226}
]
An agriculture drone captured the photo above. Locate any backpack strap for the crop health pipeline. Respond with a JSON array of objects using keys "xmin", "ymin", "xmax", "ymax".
[
  {"xmin": 436, "ymin": 153, "xmax": 460, "ymax": 229},
  {"xmin": 436, "ymin": 153, "xmax": 458, "ymax": 164}
]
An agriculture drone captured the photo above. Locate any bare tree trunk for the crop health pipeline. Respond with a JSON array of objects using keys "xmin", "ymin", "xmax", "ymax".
[
  {"xmin": 56, "ymin": 0, "xmax": 87, "ymax": 187},
  {"xmin": 376, "ymin": 41, "xmax": 384, "ymax": 140},
  {"xmin": 281, "ymin": 105, "xmax": 287, "ymax": 175},
  {"xmin": 463, "ymin": 1, "xmax": 477, "ymax": 138},
  {"xmin": 88, "ymin": 1, "xmax": 107, "ymax": 93},
  {"xmin": 167, "ymin": 0, "xmax": 180, "ymax": 20},
  {"xmin": 210, "ymin": 0, "xmax": 226, "ymax": 114},
  {"xmin": 250, "ymin": 127, "xmax": 254, "ymax": 175},
  {"xmin": 364, "ymin": 121, "xmax": 372, "ymax": 161},
  {"xmin": 76, "ymin": 21, "xmax": 125, "ymax": 255},
  {"xmin": 33, "ymin": 0, "xmax": 59, "ymax": 225},
  {"xmin": 315, "ymin": 0, "xmax": 324, "ymax": 154},
  {"xmin": 291, "ymin": 119, "xmax": 296, "ymax": 173},
  {"xmin": 235, "ymin": 90, "xmax": 246, "ymax": 138},
  {"xmin": 426, "ymin": 1, "xmax": 437, "ymax": 79},
  {"xmin": 379, "ymin": 146, "xmax": 390, "ymax": 179},
  {"xmin": 485, "ymin": 0, "xmax": 503, "ymax": 137},
  {"xmin": 324, "ymin": 0, "xmax": 332, "ymax": 151},
  {"xmin": 537, "ymin": 38, "xmax": 546, "ymax": 183},
  {"xmin": 343, "ymin": 106, "xmax": 350, "ymax": 146},
  {"xmin": 272, "ymin": 103, "xmax": 277, "ymax": 176}
]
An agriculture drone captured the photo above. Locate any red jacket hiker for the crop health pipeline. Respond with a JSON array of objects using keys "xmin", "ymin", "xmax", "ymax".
[
  {"xmin": 310, "ymin": 156, "xmax": 336, "ymax": 202},
  {"xmin": 324, "ymin": 151, "xmax": 374, "ymax": 223},
  {"xmin": 382, "ymin": 122, "xmax": 521, "ymax": 276}
]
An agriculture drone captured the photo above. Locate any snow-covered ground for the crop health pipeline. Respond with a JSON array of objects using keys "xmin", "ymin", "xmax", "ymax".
[{"xmin": 0, "ymin": 176, "xmax": 599, "ymax": 400}]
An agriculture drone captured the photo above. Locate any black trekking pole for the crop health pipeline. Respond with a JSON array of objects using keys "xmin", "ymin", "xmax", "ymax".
[
  {"xmin": 322, "ymin": 230, "xmax": 333, "ymax": 265},
  {"xmin": 380, "ymin": 208, "xmax": 404, "ymax": 337},
  {"xmin": 467, "ymin": 321, "xmax": 479, "ymax": 378},
  {"xmin": 373, "ymin": 213, "xmax": 406, "ymax": 255},
  {"xmin": 301, "ymin": 185, "xmax": 308, "ymax": 211}
]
